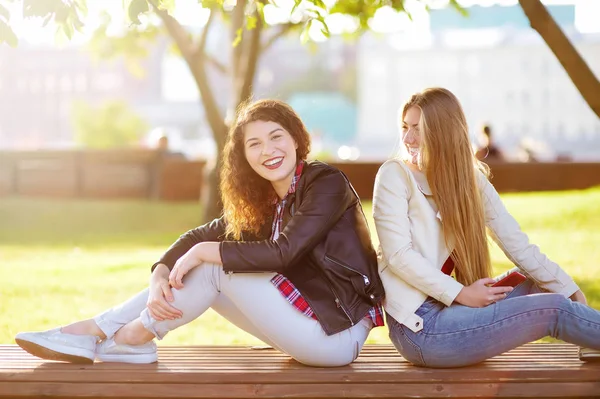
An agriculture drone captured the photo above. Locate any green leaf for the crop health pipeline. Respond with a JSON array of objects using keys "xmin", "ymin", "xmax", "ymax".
[
  {"xmin": 22, "ymin": 0, "xmax": 57, "ymax": 18},
  {"xmin": 158, "ymin": 0, "xmax": 176, "ymax": 13},
  {"xmin": 246, "ymin": 15, "xmax": 257, "ymax": 30},
  {"xmin": 74, "ymin": 0, "xmax": 88, "ymax": 17},
  {"xmin": 200, "ymin": 0, "xmax": 223, "ymax": 9},
  {"xmin": 300, "ymin": 19, "xmax": 312, "ymax": 43},
  {"xmin": 0, "ymin": 4, "xmax": 10, "ymax": 22},
  {"xmin": 232, "ymin": 27, "xmax": 242, "ymax": 47},
  {"xmin": 128, "ymin": 0, "xmax": 149, "ymax": 24},
  {"xmin": 256, "ymin": 2, "xmax": 264, "ymax": 20},
  {"xmin": 449, "ymin": 0, "xmax": 468, "ymax": 17},
  {"xmin": 41, "ymin": 13, "xmax": 52, "ymax": 26},
  {"xmin": 312, "ymin": 0, "xmax": 326, "ymax": 10},
  {"xmin": 291, "ymin": 0, "xmax": 302, "ymax": 15},
  {"xmin": 0, "ymin": 20, "xmax": 18, "ymax": 47}
]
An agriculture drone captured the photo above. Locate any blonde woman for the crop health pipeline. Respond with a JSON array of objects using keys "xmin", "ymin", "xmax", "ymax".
[{"xmin": 373, "ymin": 87, "xmax": 600, "ymax": 368}]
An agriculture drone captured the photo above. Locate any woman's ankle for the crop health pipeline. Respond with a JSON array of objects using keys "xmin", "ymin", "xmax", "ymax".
[
  {"xmin": 113, "ymin": 320, "xmax": 154, "ymax": 346},
  {"xmin": 61, "ymin": 320, "xmax": 107, "ymax": 340}
]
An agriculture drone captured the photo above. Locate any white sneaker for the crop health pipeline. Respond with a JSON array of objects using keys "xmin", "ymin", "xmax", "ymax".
[
  {"xmin": 15, "ymin": 328, "xmax": 97, "ymax": 364},
  {"xmin": 95, "ymin": 338, "xmax": 158, "ymax": 364},
  {"xmin": 579, "ymin": 347, "xmax": 600, "ymax": 361}
]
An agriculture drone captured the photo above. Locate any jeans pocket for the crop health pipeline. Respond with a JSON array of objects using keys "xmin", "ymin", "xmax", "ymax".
[
  {"xmin": 387, "ymin": 315, "xmax": 426, "ymax": 367},
  {"xmin": 415, "ymin": 297, "xmax": 439, "ymax": 318}
]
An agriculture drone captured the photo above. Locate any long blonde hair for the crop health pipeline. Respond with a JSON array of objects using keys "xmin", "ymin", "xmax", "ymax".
[{"xmin": 402, "ymin": 87, "xmax": 491, "ymax": 285}]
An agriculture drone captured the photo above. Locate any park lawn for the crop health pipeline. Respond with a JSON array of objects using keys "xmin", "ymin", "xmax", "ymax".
[{"xmin": 1, "ymin": 187, "xmax": 599, "ymax": 345}]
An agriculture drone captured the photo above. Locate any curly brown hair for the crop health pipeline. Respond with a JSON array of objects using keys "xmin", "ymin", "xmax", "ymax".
[{"xmin": 220, "ymin": 99, "xmax": 311, "ymax": 240}]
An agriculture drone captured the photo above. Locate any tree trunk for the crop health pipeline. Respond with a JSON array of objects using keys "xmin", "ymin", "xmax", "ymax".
[
  {"xmin": 519, "ymin": 0, "xmax": 600, "ymax": 119},
  {"xmin": 202, "ymin": 160, "xmax": 223, "ymax": 223}
]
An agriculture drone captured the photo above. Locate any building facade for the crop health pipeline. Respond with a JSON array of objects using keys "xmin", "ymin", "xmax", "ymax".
[{"xmin": 356, "ymin": 4, "xmax": 600, "ymax": 161}]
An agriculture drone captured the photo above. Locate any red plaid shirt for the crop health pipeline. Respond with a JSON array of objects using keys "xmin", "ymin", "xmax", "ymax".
[{"xmin": 270, "ymin": 161, "xmax": 384, "ymax": 327}]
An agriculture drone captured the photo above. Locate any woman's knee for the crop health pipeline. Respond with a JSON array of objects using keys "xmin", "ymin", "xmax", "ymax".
[
  {"xmin": 533, "ymin": 293, "xmax": 571, "ymax": 310},
  {"xmin": 169, "ymin": 263, "xmax": 219, "ymax": 304}
]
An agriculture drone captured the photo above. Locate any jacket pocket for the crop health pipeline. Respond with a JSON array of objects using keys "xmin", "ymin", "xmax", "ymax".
[{"xmin": 325, "ymin": 254, "xmax": 379, "ymax": 305}]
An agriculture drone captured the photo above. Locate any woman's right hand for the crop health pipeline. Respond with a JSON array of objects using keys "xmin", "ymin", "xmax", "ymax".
[
  {"xmin": 454, "ymin": 278, "xmax": 514, "ymax": 308},
  {"xmin": 147, "ymin": 264, "xmax": 183, "ymax": 321}
]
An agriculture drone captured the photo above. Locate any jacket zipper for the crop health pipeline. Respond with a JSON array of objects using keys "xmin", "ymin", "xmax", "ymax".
[
  {"xmin": 325, "ymin": 255, "xmax": 371, "ymax": 286},
  {"xmin": 330, "ymin": 285, "xmax": 354, "ymax": 326}
]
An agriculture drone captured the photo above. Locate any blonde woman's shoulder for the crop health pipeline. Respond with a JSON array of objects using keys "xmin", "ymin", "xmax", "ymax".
[{"xmin": 375, "ymin": 158, "xmax": 413, "ymax": 190}]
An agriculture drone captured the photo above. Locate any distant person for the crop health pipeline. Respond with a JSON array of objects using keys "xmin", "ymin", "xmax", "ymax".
[
  {"xmin": 156, "ymin": 135, "xmax": 185, "ymax": 159},
  {"xmin": 475, "ymin": 125, "xmax": 505, "ymax": 162},
  {"xmin": 14, "ymin": 99, "xmax": 384, "ymax": 365},
  {"xmin": 373, "ymin": 87, "xmax": 600, "ymax": 368}
]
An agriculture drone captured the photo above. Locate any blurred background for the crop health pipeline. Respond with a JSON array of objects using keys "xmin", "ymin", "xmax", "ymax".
[{"xmin": 1, "ymin": 0, "xmax": 599, "ymax": 346}]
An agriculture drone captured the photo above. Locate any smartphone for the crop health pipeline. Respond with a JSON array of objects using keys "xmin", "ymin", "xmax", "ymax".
[{"xmin": 492, "ymin": 270, "xmax": 527, "ymax": 287}]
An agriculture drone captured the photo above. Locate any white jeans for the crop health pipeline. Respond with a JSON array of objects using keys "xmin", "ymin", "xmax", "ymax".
[{"xmin": 94, "ymin": 262, "xmax": 371, "ymax": 367}]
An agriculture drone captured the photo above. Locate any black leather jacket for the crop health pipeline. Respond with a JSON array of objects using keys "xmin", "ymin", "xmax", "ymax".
[{"xmin": 153, "ymin": 161, "xmax": 385, "ymax": 335}]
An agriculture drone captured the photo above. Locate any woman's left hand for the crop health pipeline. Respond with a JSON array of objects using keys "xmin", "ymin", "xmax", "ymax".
[
  {"xmin": 570, "ymin": 289, "xmax": 587, "ymax": 305},
  {"xmin": 169, "ymin": 244, "xmax": 204, "ymax": 289},
  {"xmin": 169, "ymin": 242, "xmax": 223, "ymax": 289}
]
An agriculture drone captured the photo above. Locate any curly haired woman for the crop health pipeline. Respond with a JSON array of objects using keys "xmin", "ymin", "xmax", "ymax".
[{"xmin": 16, "ymin": 99, "xmax": 385, "ymax": 366}]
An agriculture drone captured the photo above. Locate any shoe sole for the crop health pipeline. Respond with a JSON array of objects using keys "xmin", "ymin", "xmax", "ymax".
[
  {"xmin": 15, "ymin": 338, "xmax": 94, "ymax": 364},
  {"xmin": 96, "ymin": 353, "xmax": 158, "ymax": 364},
  {"xmin": 579, "ymin": 354, "xmax": 600, "ymax": 361}
]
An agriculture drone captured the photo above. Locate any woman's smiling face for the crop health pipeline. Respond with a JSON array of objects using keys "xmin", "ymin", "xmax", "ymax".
[{"xmin": 243, "ymin": 120, "xmax": 298, "ymax": 198}]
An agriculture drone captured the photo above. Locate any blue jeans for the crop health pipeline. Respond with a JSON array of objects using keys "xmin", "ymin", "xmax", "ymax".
[{"xmin": 388, "ymin": 279, "xmax": 600, "ymax": 368}]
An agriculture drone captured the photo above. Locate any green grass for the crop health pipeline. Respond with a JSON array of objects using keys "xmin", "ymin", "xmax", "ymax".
[{"xmin": 2, "ymin": 188, "xmax": 600, "ymax": 345}]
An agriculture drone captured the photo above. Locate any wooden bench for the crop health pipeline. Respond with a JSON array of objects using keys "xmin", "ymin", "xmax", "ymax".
[{"xmin": 1, "ymin": 343, "xmax": 598, "ymax": 398}]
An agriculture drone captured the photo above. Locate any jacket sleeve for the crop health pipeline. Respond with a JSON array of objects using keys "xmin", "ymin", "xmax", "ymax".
[
  {"xmin": 220, "ymin": 169, "xmax": 353, "ymax": 273},
  {"xmin": 479, "ymin": 172, "xmax": 579, "ymax": 297},
  {"xmin": 373, "ymin": 161, "xmax": 464, "ymax": 306},
  {"xmin": 151, "ymin": 217, "xmax": 227, "ymax": 272}
]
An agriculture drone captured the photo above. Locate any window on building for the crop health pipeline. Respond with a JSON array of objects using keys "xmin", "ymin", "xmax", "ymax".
[{"xmin": 92, "ymin": 72, "xmax": 123, "ymax": 92}]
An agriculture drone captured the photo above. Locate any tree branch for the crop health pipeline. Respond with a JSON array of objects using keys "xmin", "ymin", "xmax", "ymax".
[
  {"xmin": 519, "ymin": 0, "xmax": 600, "ymax": 118},
  {"xmin": 206, "ymin": 54, "xmax": 227, "ymax": 74},
  {"xmin": 231, "ymin": 0, "xmax": 248, "ymax": 82},
  {"xmin": 237, "ymin": 10, "xmax": 263, "ymax": 105},
  {"xmin": 195, "ymin": 6, "xmax": 217, "ymax": 59},
  {"xmin": 261, "ymin": 22, "xmax": 298, "ymax": 53},
  {"xmin": 147, "ymin": 0, "xmax": 195, "ymax": 61},
  {"xmin": 150, "ymin": 1, "xmax": 227, "ymax": 151}
]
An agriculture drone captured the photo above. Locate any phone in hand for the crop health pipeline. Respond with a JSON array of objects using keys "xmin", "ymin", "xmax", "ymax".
[{"xmin": 492, "ymin": 270, "xmax": 527, "ymax": 287}]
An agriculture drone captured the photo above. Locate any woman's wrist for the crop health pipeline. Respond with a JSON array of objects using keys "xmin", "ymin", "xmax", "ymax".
[{"xmin": 151, "ymin": 263, "xmax": 170, "ymax": 282}]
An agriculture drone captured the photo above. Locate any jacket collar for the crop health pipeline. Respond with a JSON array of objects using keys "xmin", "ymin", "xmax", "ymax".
[{"xmin": 409, "ymin": 166, "xmax": 433, "ymax": 196}]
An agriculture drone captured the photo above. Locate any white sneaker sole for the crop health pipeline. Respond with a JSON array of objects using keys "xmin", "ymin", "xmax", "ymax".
[
  {"xmin": 15, "ymin": 334, "xmax": 95, "ymax": 364},
  {"xmin": 96, "ymin": 352, "xmax": 158, "ymax": 364},
  {"xmin": 579, "ymin": 351, "xmax": 600, "ymax": 361}
]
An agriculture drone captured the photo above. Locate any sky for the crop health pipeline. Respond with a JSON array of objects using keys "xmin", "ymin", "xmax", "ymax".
[{"xmin": 6, "ymin": 0, "xmax": 600, "ymax": 46}]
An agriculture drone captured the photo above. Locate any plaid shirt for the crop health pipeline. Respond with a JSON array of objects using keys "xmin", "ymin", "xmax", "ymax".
[{"xmin": 270, "ymin": 161, "xmax": 384, "ymax": 327}]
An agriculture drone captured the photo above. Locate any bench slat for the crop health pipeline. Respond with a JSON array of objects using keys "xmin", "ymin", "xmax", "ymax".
[
  {"xmin": 3, "ymin": 382, "xmax": 600, "ymax": 398},
  {"xmin": 1, "ymin": 344, "xmax": 598, "ymax": 398}
]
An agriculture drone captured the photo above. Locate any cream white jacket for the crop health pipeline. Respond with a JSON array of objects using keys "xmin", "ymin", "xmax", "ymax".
[{"xmin": 372, "ymin": 159, "xmax": 580, "ymax": 333}]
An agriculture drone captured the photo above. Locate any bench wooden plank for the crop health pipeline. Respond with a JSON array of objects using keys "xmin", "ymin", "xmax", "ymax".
[{"xmin": 1, "ymin": 344, "xmax": 598, "ymax": 398}]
